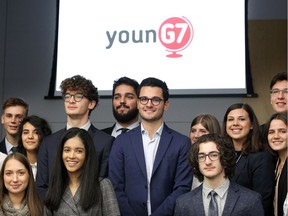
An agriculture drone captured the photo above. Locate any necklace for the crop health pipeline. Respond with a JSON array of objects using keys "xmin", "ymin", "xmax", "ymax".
[{"xmin": 235, "ymin": 151, "xmax": 243, "ymax": 164}]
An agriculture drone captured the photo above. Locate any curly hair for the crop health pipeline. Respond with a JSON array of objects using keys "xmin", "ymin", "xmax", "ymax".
[
  {"xmin": 60, "ymin": 75, "xmax": 99, "ymax": 105},
  {"xmin": 189, "ymin": 133, "xmax": 236, "ymax": 182}
]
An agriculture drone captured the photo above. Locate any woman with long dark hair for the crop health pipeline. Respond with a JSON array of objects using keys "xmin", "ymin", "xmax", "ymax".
[{"xmin": 44, "ymin": 127, "xmax": 120, "ymax": 215}]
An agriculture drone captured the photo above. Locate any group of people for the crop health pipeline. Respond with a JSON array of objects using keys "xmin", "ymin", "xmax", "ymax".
[{"xmin": 0, "ymin": 71, "xmax": 286, "ymax": 216}]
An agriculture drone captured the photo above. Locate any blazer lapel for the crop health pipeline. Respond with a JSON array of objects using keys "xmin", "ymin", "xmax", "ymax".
[
  {"xmin": 232, "ymin": 154, "xmax": 248, "ymax": 182},
  {"xmin": 222, "ymin": 183, "xmax": 240, "ymax": 215},
  {"xmin": 62, "ymin": 187, "xmax": 81, "ymax": 215},
  {"xmin": 151, "ymin": 128, "xmax": 172, "ymax": 176},
  {"xmin": 131, "ymin": 127, "xmax": 147, "ymax": 178},
  {"xmin": 191, "ymin": 186, "xmax": 206, "ymax": 215}
]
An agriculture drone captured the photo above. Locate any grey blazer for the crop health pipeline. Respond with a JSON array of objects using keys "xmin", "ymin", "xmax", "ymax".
[
  {"xmin": 44, "ymin": 178, "xmax": 120, "ymax": 216},
  {"xmin": 174, "ymin": 181, "xmax": 264, "ymax": 216}
]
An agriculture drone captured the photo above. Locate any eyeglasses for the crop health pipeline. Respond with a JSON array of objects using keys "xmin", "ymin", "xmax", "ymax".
[
  {"xmin": 63, "ymin": 93, "xmax": 84, "ymax": 102},
  {"xmin": 197, "ymin": 151, "xmax": 220, "ymax": 163},
  {"xmin": 138, "ymin": 96, "xmax": 164, "ymax": 106},
  {"xmin": 270, "ymin": 89, "xmax": 288, "ymax": 96}
]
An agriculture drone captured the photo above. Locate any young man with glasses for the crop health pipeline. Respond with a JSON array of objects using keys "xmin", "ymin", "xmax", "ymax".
[
  {"xmin": 0, "ymin": 97, "xmax": 29, "ymax": 154},
  {"xmin": 174, "ymin": 133, "xmax": 264, "ymax": 216},
  {"xmin": 36, "ymin": 75, "xmax": 114, "ymax": 200},
  {"xmin": 269, "ymin": 71, "xmax": 287, "ymax": 114},
  {"xmin": 102, "ymin": 76, "xmax": 140, "ymax": 137},
  {"xmin": 109, "ymin": 77, "xmax": 192, "ymax": 216}
]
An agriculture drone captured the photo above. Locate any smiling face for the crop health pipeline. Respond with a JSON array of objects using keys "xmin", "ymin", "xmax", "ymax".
[
  {"xmin": 225, "ymin": 108, "xmax": 252, "ymax": 146},
  {"xmin": 62, "ymin": 136, "xmax": 86, "ymax": 178},
  {"xmin": 21, "ymin": 122, "xmax": 40, "ymax": 153},
  {"xmin": 268, "ymin": 119, "xmax": 287, "ymax": 157},
  {"xmin": 1, "ymin": 106, "xmax": 26, "ymax": 138},
  {"xmin": 270, "ymin": 80, "xmax": 288, "ymax": 113},
  {"xmin": 4, "ymin": 158, "xmax": 29, "ymax": 198},
  {"xmin": 137, "ymin": 86, "xmax": 169, "ymax": 124}
]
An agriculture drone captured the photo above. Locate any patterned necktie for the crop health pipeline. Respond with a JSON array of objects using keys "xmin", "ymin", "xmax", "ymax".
[
  {"xmin": 208, "ymin": 190, "xmax": 218, "ymax": 216},
  {"xmin": 118, "ymin": 128, "xmax": 129, "ymax": 134}
]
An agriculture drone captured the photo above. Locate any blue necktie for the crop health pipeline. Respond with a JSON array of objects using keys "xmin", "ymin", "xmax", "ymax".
[
  {"xmin": 208, "ymin": 190, "xmax": 218, "ymax": 216},
  {"xmin": 11, "ymin": 146, "xmax": 18, "ymax": 153}
]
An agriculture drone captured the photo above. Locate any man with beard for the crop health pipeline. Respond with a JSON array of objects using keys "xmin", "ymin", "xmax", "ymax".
[{"xmin": 102, "ymin": 76, "xmax": 140, "ymax": 137}]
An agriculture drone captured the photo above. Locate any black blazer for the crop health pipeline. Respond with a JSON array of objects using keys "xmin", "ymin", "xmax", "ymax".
[
  {"xmin": 0, "ymin": 139, "xmax": 7, "ymax": 154},
  {"xmin": 36, "ymin": 125, "xmax": 115, "ymax": 200},
  {"xmin": 231, "ymin": 151, "xmax": 275, "ymax": 216},
  {"xmin": 0, "ymin": 138, "xmax": 25, "ymax": 154},
  {"xmin": 101, "ymin": 124, "xmax": 116, "ymax": 136}
]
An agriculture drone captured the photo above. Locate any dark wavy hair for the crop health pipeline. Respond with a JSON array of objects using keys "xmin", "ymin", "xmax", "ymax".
[
  {"xmin": 18, "ymin": 115, "xmax": 52, "ymax": 154},
  {"xmin": 137, "ymin": 77, "xmax": 169, "ymax": 102},
  {"xmin": 263, "ymin": 112, "xmax": 287, "ymax": 155},
  {"xmin": 60, "ymin": 75, "xmax": 99, "ymax": 115},
  {"xmin": 0, "ymin": 153, "xmax": 43, "ymax": 216},
  {"xmin": 189, "ymin": 133, "xmax": 236, "ymax": 182},
  {"xmin": 221, "ymin": 103, "xmax": 262, "ymax": 154},
  {"xmin": 44, "ymin": 128, "xmax": 101, "ymax": 212}
]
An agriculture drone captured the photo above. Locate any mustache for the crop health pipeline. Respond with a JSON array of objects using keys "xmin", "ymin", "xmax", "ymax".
[{"xmin": 116, "ymin": 104, "xmax": 130, "ymax": 109}]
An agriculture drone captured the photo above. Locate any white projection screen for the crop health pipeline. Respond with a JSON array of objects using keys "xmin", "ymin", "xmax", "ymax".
[{"xmin": 49, "ymin": 0, "xmax": 253, "ymax": 97}]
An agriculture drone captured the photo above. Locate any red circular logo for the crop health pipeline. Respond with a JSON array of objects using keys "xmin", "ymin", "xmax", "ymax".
[{"xmin": 158, "ymin": 17, "xmax": 193, "ymax": 58}]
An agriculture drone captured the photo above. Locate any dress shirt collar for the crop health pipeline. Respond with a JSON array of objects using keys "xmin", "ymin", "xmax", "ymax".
[
  {"xmin": 66, "ymin": 120, "xmax": 91, "ymax": 131},
  {"xmin": 203, "ymin": 178, "xmax": 230, "ymax": 199}
]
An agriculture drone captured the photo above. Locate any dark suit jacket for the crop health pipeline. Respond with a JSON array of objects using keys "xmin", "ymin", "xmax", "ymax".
[
  {"xmin": 109, "ymin": 124, "xmax": 193, "ymax": 216},
  {"xmin": 0, "ymin": 139, "xmax": 7, "ymax": 154},
  {"xmin": 101, "ymin": 124, "xmax": 116, "ymax": 135},
  {"xmin": 231, "ymin": 151, "xmax": 275, "ymax": 215},
  {"xmin": 0, "ymin": 138, "xmax": 25, "ymax": 154},
  {"xmin": 174, "ymin": 181, "xmax": 264, "ymax": 216},
  {"xmin": 36, "ymin": 125, "xmax": 114, "ymax": 200}
]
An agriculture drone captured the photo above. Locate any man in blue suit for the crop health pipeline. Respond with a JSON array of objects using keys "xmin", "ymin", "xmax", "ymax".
[
  {"xmin": 174, "ymin": 134, "xmax": 264, "ymax": 216},
  {"xmin": 36, "ymin": 75, "xmax": 114, "ymax": 200},
  {"xmin": 109, "ymin": 77, "xmax": 193, "ymax": 216}
]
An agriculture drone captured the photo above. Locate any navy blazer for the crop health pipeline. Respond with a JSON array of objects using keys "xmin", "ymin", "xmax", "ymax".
[
  {"xmin": 231, "ymin": 151, "xmax": 275, "ymax": 215},
  {"xmin": 36, "ymin": 125, "xmax": 114, "ymax": 200},
  {"xmin": 109, "ymin": 124, "xmax": 193, "ymax": 216},
  {"xmin": 174, "ymin": 181, "xmax": 264, "ymax": 216}
]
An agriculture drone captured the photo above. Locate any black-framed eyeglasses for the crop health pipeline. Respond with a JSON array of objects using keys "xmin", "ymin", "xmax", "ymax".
[
  {"xmin": 270, "ymin": 89, "xmax": 288, "ymax": 96},
  {"xmin": 197, "ymin": 151, "xmax": 220, "ymax": 163},
  {"xmin": 138, "ymin": 96, "xmax": 164, "ymax": 106},
  {"xmin": 63, "ymin": 93, "xmax": 84, "ymax": 102}
]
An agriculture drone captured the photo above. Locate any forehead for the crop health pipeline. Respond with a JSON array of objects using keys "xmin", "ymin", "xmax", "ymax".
[
  {"xmin": 199, "ymin": 141, "xmax": 218, "ymax": 153},
  {"xmin": 228, "ymin": 108, "xmax": 248, "ymax": 117},
  {"xmin": 139, "ymin": 86, "xmax": 162, "ymax": 97},
  {"xmin": 23, "ymin": 122, "xmax": 36, "ymax": 130},
  {"xmin": 115, "ymin": 84, "xmax": 136, "ymax": 94},
  {"xmin": 5, "ymin": 158, "xmax": 26, "ymax": 170},
  {"xmin": 3, "ymin": 106, "xmax": 26, "ymax": 114},
  {"xmin": 64, "ymin": 136, "xmax": 85, "ymax": 148},
  {"xmin": 272, "ymin": 80, "xmax": 288, "ymax": 89},
  {"xmin": 269, "ymin": 119, "xmax": 287, "ymax": 129},
  {"xmin": 192, "ymin": 123, "xmax": 206, "ymax": 130}
]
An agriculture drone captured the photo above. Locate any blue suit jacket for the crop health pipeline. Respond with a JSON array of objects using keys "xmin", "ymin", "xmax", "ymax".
[
  {"xmin": 109, "ymin": 124, "xmax": 193, "ymax": 216},
  {"xmin": 36, "ymin": 125, "xmax": 114, "ymax": 200},
  {"xmin": 174, "ymin": 181, "xmax": 264, "ymax": 216}
]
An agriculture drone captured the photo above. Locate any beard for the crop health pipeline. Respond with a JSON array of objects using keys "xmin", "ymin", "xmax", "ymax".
[{"xmin": 113, "ymin": 106, "xmax": 139, "ymax": 123}]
